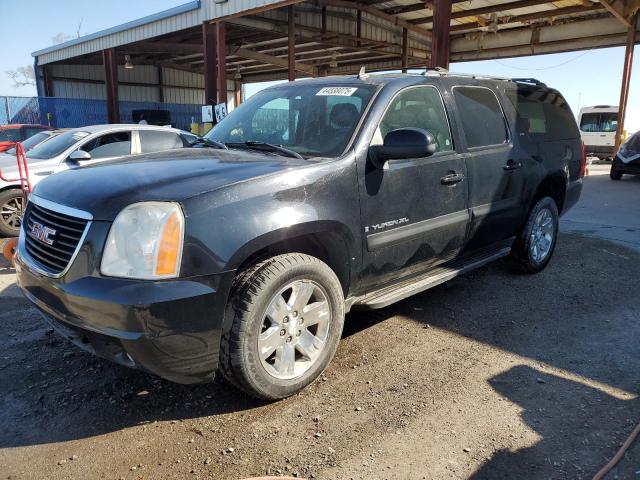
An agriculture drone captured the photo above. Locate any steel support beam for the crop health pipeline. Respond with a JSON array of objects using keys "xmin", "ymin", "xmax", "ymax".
[
  {"xmin": 102, "ymin": 48, "xmax": 120, "ymax": 124},
  {"xmin": 430, "ymin": 0, "xmax": 451, "ymax": 68},
  {"xmin": 288, "ymin": 4, "xmax": 296, "ymax": 81},
  {"xmin": 614, "ymin": 12, "xmax": 638, "ymax": 151},
  {"xmin": 216, "ymin": 22, "xmax": 227, "ymax": 105},
  {"xmin": 202, "ymin": 22, "xmax": 218, "ymax": 106}
]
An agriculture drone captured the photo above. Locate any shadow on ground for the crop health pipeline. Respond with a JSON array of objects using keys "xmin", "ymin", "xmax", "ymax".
[{"xmin": 1, "ymin": 232, "xmax": 639, "ymax": 480}]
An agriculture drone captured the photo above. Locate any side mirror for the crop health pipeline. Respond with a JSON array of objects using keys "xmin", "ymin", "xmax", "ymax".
[
  {"xmin": 68, "ymin": 150, "xmax": 91, "ymax": 162},
  {"xmin": 369, "ymin": 128, "xmax": 436, "ymax": 168}
]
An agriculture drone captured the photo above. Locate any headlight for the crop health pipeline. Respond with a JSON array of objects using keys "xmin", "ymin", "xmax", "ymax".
[{"xmin": 101, "ymin": 202, "xmax": 184, "ymax": 280}]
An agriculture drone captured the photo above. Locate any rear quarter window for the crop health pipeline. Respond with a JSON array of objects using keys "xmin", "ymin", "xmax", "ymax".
[{"xmin": 508, "ymin": 87, "xmax": 579, "ymax": 142}]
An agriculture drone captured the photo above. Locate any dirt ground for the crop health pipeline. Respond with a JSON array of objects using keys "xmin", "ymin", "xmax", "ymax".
[{"xmin": 1, "ymin": 167, "xmax": 639, "ymax": 480}]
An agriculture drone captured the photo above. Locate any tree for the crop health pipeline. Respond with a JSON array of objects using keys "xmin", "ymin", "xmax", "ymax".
[
  {"xmin": 5, "ymin": 66, "xmax": 35, "ymax": 88},
  {"xmin": 51, "ymin": 18, "xmax": 84, "ymax": 45}
]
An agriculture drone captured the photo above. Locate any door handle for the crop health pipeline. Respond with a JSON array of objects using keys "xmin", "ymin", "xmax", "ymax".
[
  {"xmin": 503, "ymin": 160, "xmax": 522, "ymax": 171},
  {"xmin": 440, "ymin": 172, "xmax": 465, "ymax": 185}
]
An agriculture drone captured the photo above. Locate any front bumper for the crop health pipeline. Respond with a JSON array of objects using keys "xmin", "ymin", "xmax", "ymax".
[{"xmin": 15, "ymin": 251, "xmax": 235, "ymax": 384}]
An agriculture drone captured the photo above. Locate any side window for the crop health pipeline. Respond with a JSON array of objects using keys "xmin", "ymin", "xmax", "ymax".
[
  {"xmin": 509, "ymin": 87, "xmax": 579, "ymax": 141},
  {"xmin": 82, "ymin": 131, "xmax": 132, "ymax": 159},
  {"xmin": 376, "ymin": 86, "xmax": 453, "ymax": 153},
  {"xmin": 453, "ymin": 87, "xmax": 508, "ymax": 148},
  {"xmin": 139, "ymin": 130, "xmax": 183, "ymax": 154}
]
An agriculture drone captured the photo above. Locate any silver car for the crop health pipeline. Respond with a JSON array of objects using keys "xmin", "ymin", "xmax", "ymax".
[{"xmin": 0, "ymin": 124, "xmax": 199, "ymax": 236}]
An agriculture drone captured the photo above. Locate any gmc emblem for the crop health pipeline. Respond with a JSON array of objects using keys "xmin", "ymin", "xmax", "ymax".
[{"xmin": 29, "ymin": 221, "xmax": 56, "ymax": 246}]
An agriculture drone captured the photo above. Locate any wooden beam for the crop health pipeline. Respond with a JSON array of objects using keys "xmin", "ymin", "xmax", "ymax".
[
  {"xmin": 232, "ymin": 47, "xmax": 318, "ymax": 76},
  {"xmin": 614, "ymin": 12, "xmax": 637, "ymax": 150},
  {"xmin": 431, "ymin": 0, "xmax": 452, "ymax": 68},
  {"xmin": 288, "ymin": 4, "xmax": 296, "ymax": 81},
  {"xmin": 319, "ymin": 0, "xmax": 433, "ymax": 39},
  {"xmin": 597, "ymin": 0, "xmax": 631, "ymax": 26},
  {"xmin": 412, "ymin": 0, "xmax": 563, "ymax": 25},
  {"xmin": 102, "ymin": 48, "xmax": 119, "ymax": 124},
  {"xmin": 216, "ymin": 22, "xmax": 227, "ymax": 104},
  {"xmin": 202, "ymin": 22, "xmax": 218, "ymax": 106}
]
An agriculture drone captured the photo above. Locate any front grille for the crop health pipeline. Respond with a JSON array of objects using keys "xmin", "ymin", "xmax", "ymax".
[{"xmin": 23, "ymin": 202, "xmax": 89, "ymax": 275}]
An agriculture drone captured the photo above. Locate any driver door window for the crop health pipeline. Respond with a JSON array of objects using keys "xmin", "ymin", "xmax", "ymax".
[
  {"xmin": 373, "ymin": 86, "xmax": 453, "ymax": 153},
  {"xmin": 81, "ymin": 131, "xmax": 132, "ymax": 159}
]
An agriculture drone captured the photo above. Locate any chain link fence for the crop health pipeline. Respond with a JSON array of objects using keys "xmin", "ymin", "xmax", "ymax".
[{"xmin": 0, "ymin": 96, "xmax": 202, "ymax": 132}]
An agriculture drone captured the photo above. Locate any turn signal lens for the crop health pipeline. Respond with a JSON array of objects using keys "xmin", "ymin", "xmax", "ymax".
[{"xmin": 155, "ymin": 210, "xmax": 183, "ymax": 276}]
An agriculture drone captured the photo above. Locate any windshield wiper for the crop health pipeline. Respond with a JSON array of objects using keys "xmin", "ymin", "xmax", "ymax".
[
  {"xmin": 225, "ymin": 141, "xmax": 303, "ymax": 159},
  {"xmin": 191, "ymin": 138, "xmax": 228, "ymax": 149}
]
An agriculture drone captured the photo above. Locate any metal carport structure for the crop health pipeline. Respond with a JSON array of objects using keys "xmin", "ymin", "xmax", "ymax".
[{"xmin": 32, "ymin": 0, "xmax": 639, "ymax": 147}]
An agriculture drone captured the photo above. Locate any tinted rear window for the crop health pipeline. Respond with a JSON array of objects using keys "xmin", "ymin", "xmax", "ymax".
[
  {"xmin": 508, "ymin": 87, "xmax": 579, "ymax": 141},
  {"xmin": 452, "ymin": 87, "xmax": 508, "ymax": 148},
  {"xmin": 0, "ymin": 129, "xmax": 21, "ymax": 142}
]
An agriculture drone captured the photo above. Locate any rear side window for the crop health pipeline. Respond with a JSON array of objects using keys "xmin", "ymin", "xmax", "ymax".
[
  {"xmin": 509, "ymin": 87, "xmax": 579, "ymax": 141},
  {"xmin": 139, "ymin": 130, "xmax": 183, "ymax": 154},
  {"xmin": 453, "ymin": 87, "xmax": 508, "ymax": 148},
  {"xmin": 82, "ymin": 131, "xmax": 132, "ymax": 159}
]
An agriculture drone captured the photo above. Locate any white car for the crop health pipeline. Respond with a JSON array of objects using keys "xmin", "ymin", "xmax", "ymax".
[{"xmin": 0, "ymin": 124, "xmax": 200, "ymax": 236}]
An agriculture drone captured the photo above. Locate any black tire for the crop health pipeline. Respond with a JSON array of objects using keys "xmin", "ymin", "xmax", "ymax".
[
  {"xmin": 219, "ymin": 253, "xmax": 345, "ymax": 400},
  {"xmin": 610, "ymin": 166, "xmax": 623, "ymax": 180},
  {"xmin": 0, "ymin": 189, "xmax": 25, "ymax": 237},
  {"xmin": 509, "ymin": 196, "xmax": 559, "ymax": 274}
]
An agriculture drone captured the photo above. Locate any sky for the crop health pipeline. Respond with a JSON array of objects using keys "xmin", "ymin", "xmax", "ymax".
[{"xmin": 0, "ymin": 0, "xmax": 638, "ymax": 132}]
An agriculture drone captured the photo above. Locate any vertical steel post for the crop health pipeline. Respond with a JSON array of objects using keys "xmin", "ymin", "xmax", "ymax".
[
  {"xmin": 402, "ymin": 28, "xmax": 409, "ymax": 73},
  {"xmin": 430, "ymin": 0, "xmax": 452, "ymax": 69},
  {"xmin": 614, "ymin": 13, "xmax": 637, "ymax": 152},
  {"xmin": 102, "ymin": 48, "xmax": 120, "ymax": 124},
  {"xmin": 288, "ymin": 5, "xmax": 296, "ymax": 81},
  {"xmin": 216, "ymin": 22, "xmax": 227, "ymax": 105},
  {"xmin": 202, "ymin": 22, "xmax": 218, "ymax": 107}
]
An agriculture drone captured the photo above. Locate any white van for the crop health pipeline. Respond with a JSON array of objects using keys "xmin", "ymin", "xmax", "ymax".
[{"xmin": 578, "ymin": 105, "xmax": 619, "ymax": 159}]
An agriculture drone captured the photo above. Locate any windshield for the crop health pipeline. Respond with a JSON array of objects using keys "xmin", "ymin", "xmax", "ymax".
[
  {"xmin": 580, "ymin": 112, "xmax": 618, "ymax": 132},
  {"xmin": 206, "ymin": 84, "xmax": 377, "ymax": 157},
  {"xmin": 27, "ymin": 130, "xmax": 90, "ymax": 159},
  {"xmin": 6, "ymin": 132, "xmax": 51, "ymax": 155},
  {"xmin": 620, "ymin": 131, "xmax": 640, "ymax": 156}
]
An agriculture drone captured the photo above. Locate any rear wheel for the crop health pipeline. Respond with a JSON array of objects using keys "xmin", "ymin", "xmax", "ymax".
[
  {"xmin": 0, "ymin": 189, "xmax": 24, "ymax": 237},
  {"xmin": 509, "ymin": 196, "xmax": 559, "ymax": 274},
  {"xmin": 219, "ymin": 253, "xmax": 345, "ymax": 400}
]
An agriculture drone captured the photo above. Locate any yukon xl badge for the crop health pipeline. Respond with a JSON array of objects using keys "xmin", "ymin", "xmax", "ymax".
[
  {"xmin": 29, "ymin": 221, "xmax": 56, "ymax": 246},
  {"xmin": 364, "ymin": 217, "xmax": 409, "ymax": 233}
]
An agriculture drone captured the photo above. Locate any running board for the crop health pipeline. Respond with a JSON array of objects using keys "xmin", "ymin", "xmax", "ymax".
[{"xmin": 353, "ymin": 245, "xmax": 512, "ymax": 310}]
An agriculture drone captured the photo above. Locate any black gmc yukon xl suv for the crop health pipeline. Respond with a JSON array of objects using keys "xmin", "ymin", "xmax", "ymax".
[{"xmin": 16, "ymin": 72, "xmax": 584, "ymax": 400}]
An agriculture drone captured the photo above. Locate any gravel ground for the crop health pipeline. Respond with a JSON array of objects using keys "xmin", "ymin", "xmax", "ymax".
[
  {"xmin": 1, "ymin": 231, "xmax": 639, "ymax": 480},
  {"xmin": 1, "ymin": 166, "xmax": 639, "ymax": 480}
]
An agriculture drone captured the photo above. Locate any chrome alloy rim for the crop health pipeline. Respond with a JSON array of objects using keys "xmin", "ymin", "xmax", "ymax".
[
  {"xmin": 530, "ymin": 207, "xmax": 555, "ymax": 263},
  {"xmin": 258, "ymin": 279, "xmax": 331, "ymax": 380},
  {"xmin": 0, "ymin": 196, "xmax": 23, "ymax": 230}
]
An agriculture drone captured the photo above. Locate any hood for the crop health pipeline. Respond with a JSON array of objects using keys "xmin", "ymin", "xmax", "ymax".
[{"xmin": 32, "ymin": 148, "xmax": 311, "ymax": 220}]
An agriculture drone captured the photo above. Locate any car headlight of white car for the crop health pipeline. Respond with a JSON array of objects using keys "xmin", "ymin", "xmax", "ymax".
[{"xmin": 101, "ymin": 202, "xmax": 184, "ymax": 280}]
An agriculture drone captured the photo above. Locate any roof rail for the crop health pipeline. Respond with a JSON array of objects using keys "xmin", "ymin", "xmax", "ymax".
[{"xmin": 512, "ymin": 78, "xmax": 547, "ymax": 87}]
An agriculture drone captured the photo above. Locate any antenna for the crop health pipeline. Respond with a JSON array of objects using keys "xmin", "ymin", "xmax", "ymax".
[{"xmin": 358, "ymin": 66, "xmax": 367, "ymax": 79}]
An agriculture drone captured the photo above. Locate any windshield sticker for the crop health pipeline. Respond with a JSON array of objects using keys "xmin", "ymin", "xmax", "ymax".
[{"xmin": 316, "ymin": 87, "xmax": 358, "ymax": 97}]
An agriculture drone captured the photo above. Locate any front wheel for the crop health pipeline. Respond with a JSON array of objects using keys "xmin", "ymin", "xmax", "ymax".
[
  {"xmin": 509, "ymin": 196, "xmax": 559, "ymax": 274},
  {"xmin": 610, "ymin": 166, "xmax": 623, "ymax": 180},
  {"xmin": 0, "ymin": 189, "xmax": 25, "ymax": 237},
  {"xmin": 219, "ymin": 253, "xmax": 345, "ymax": 400}
]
